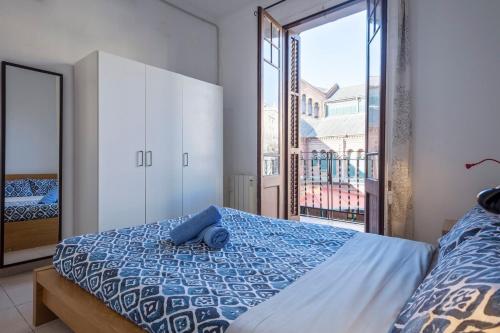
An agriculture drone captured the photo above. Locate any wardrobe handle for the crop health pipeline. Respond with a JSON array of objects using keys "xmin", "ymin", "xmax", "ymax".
[
  {"xmin": 183, "ymin": 153, "xmax": 189, "ymax": 167},
  {"xmin": 137, "ymin": 151, "xmax": 144, "ymax": 167},
  {"xmin": 146, "ymin": 151, "xmax": 153, "ymax": 167}
]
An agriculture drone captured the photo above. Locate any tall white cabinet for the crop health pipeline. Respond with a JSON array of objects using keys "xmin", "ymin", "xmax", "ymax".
[
  {"xmin": 182, "ymin": 77, "xmax": 223, "ymax": 215},
  {"xmin": 145, "ymin": 66, "xmax": 184, "ymax": 224},
  {"xmin": 74, "ymin": 51, "xmax": 222, "ymax": 234}
]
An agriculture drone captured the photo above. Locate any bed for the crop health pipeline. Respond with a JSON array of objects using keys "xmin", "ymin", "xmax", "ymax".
[
  {"xmin": 4, "ymin": 196, "xmax": 58, "ymax": 223},
  {"xmin": 3, "ymin": 174, "xmax": 59, "ymax": 252},
  {"xmin": 34, "ymin": 207, "xmax": 500, "ymax": 333}
]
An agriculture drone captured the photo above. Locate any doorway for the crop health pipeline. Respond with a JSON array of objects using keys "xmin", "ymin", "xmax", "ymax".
[
  {"xmin": 297, "ymin": 7, "xmax": 366, "ymax": 232},
  {"xmin": 258, "ymin": 0, "xmax": 386, "ymax": 234}
]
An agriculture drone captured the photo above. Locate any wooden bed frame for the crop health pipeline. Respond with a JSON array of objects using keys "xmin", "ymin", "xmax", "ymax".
[
  {"xmin": 34, "ymin": 266, "xmax": 144, "ymax": 333},
  {"xmin": 4, "ymin": 217, "xmax": 58, "ymax": 251},
  {"xmin": 4, "ymin": 174, "xmax": 59, "ymax": 252}
]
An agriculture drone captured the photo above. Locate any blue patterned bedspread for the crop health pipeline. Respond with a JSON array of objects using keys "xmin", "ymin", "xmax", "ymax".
[
  {"xmin": 53, "ymin": 208, "xmax": 356, "ymax": 333},
  {"xmin": 4, "ymin": 198, "xmax": 58, "ymax": 223}
]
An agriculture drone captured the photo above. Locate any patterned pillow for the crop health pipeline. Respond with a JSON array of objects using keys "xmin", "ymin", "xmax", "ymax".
[
  {"xmin": 4, "ymin": 179, "xmax": 33, "ymax": 197},
  {"xmin": 28, "ymin": 178, "xmax": 58, "ymax": 196},
  {"xmin": 437, "ymin": 205, "xmax": 500, "ymax": 262},
  {"xmin": 391, "ymin": 236, "xmax": 500, "ymax": 333}
]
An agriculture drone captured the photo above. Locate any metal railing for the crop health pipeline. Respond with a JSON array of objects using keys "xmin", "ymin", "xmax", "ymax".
[{"xmin": 300, "ymin": 151, "xmax": 365, "ymax": 223}]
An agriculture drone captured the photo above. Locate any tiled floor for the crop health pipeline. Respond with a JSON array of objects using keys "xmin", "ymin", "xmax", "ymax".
[
  {"xmin": 300, "ymin": 216, "xmax": 365, "ymax": 232},
  {"xmin": 0, "ymin": 271, "xmax": 73, "ymax": 332},
  {"xmin": 4, "ymin": 245, "xmax": 57, "ymax": 266}
]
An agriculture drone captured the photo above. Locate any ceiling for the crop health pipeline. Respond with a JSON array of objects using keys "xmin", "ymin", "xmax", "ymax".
[
  {"xmin": 292, "ymin": 0, "xmax": 365, "ymax": 33},
  {"xmin": 163, "ymin": 0, "xmax": 261, "ymax": 22}
]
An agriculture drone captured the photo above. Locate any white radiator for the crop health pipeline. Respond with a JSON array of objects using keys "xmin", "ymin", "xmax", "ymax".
[{"xmin": 227, "ymin": 175, "xmax": 257, "ymax": 214}]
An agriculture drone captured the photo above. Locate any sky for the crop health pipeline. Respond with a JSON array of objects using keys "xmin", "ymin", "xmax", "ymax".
[{"xmin": 300, "ymin": 10, "xmax": 367, "ymax": 90}]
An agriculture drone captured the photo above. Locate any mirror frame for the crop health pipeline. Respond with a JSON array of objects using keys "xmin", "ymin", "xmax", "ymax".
[{"xmin": 0, "ymin": 61, "xmax": 63, "ymax": 267}]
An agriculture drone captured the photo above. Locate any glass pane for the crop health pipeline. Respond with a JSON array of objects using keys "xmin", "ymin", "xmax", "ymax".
[
  {"xmin": 374, "ymin": 0, "xmax": 382, "ymax": 33},
  {"xmin": 263, "ymin": 40, "xmax": 271, "ymax": 62},
  {"xmin": 263, "ymin": 62, "xmax": 280, "ymax": 176},
  {"xmin": 271, "ymin": 45, "xmax": 280, "ymax": 67},
  {"xmin": 368, "ymin": 0, "xmax": 376, "ymax": 16},
  {"xmin": 367, "ymin": 154, "xmax": 379, "ymax": 179},
  {"xmin": 264, "ymin": 18, "xmax": 272, "ymax": 41},
  {"xmin": 367, "ymin": 32, "xmax": 381, "ymax": 155},
  {"xmin": 271, "ymin": 23, "xmax": 280, "ymax": 47},
  {"xmin": 368, "ymin": 12, "xmax": 375, "ymax": 40}
]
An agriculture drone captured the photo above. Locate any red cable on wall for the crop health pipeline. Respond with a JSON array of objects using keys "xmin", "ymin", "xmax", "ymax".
[{"xmin": 465, "ymin": 158, "xmax": 500, "ymax": 169}]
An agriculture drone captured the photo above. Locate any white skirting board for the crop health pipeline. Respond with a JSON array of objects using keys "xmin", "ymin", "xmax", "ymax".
[{"xmin": 226, "ymin": 175, "xmax": 257, "ymax": 214}]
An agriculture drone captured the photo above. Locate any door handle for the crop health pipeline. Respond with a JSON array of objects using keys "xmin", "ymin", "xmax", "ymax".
[
  {"xmin": 137, "ymin": 151, "xmax": 144, "ymax": 167},
  {"xmin": 183, "ymin": 153, "xmax": 189, "ymax": 167},
  {"xmin": 146, "ymin": 151, "xmax": 153, "ymax": 167}
]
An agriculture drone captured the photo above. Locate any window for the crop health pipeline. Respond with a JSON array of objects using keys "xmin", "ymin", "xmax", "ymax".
[
  {"xmin": 331, "ymin": 151, "xmax": 338, "ymax": 179},
  {"xmin": 311, "ymin": 149, "xmax": 318, "ymax": 167},
  {"xmin": 308, "ymin": 98, "xmax": 313, "ymax": 116},
  {"xmin": 301, "ymin": 94, "xmax": 306, "ymax": 114},
  {"xmin": 320, "ymin": 149, "xmax": 328, "ymax": 172},
  {"xmin": 357, "ymin": 149, "xmax": 365, "ymax": 178},
  {"xmin": 347, "ymin": 149, "xmax": 356, "ymax": 178},
  {"xmin": 329, "ymin": 103, "xmax": 358, "ymax": 116},
  {"xmin": 324, "ymin": 104, "xmax": 329, "ymax": 117},
  {"xmin": 261, "ymin": 16, "xmax": 282, "ymax": 177},
  {"xmin": 314, "ymin": 102, "xmax": 319, "ymax": 118}
]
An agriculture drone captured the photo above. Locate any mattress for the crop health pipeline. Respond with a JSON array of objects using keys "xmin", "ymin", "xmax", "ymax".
[
  {"xmin": 4, "ymin": 196, "xmax": 59, "ymax": 223},
  {"xmin": 54, "ymin": 208, "xmax": 356, "ymax": 333}
]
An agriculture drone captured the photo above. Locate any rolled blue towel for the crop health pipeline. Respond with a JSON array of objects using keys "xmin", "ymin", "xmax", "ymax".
[
  {"xmin": 170, "ymin": 205, "xmax": 222, "ymax": 245},
  {"xmin": 186, "ymin": 224, "xmax": 230, "ymax": 249},
  {"xmin": 203, "ymin": 225, "xmax": 230, "ymax": 249}
]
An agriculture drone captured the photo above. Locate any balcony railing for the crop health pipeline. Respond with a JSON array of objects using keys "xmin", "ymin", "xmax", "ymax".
[
  {"xmin": 263, "ymin": 153, "xmax": 280, "ymax": 176},
  {"xmin": 300, "ymin": 151, "xmax": 365, "ymax": 223}
]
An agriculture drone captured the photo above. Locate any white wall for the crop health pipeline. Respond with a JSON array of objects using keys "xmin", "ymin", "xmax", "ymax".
[
  {"xmin": 221, "ymin": 0, "xmax": 500, "ymax": 243},
  {"xmin": 5, "ymin": 66, "xmax": 59, "ymax": 174},
  {"xmin": 0, "ymin": 0, "xmax": 218, "ymax": 237},
  {"xmin": 410, "ymin": 0, "xmax": 500, "ymax": 243}
]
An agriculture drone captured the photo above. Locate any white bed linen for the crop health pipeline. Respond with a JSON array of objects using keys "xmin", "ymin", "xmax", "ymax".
[
  {"xmin": 4, "ymin": 196, "xmax": 44, "ymax": 203},
  {"xmin": 228, "ymin": 232, "xmax": 434, "ymax": 333}
]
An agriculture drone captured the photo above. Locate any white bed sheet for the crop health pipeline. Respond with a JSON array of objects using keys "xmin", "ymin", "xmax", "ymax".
[
  {"xmin": 4, "ymin": 196, "xmax": 44, "ymax": 204},
  {"xmin": 228, "ymin": 232, "xmax": 434, "ymax": 333}
]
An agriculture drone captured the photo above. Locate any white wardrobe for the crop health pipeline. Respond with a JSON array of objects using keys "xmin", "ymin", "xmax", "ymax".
[{"xmin": 74, "ymin": 51, "xmax": 223, "ymax": 234}]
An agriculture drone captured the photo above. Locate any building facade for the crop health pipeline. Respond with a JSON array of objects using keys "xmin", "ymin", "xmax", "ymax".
[{"xmin": 300, "ymin": 79, "xmax": 366, "ymax": 158}]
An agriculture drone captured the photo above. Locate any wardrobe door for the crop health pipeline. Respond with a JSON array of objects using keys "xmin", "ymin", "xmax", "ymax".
[
  {"xmin": 182, "ymin": 77, "xmax": 223, "ymax": 215},
  {"xmin": 98, "ymin": 53, "xmax": 146, "ymax": 231},
  {"xmin": 145, "ymin": 67, "xmax": 183, "ymax": 223}
]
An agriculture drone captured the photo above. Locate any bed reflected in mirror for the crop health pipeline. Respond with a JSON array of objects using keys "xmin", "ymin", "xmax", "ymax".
[{"xmin": 1, "ymin": 62, "xmax": 62, "ymax": 266}]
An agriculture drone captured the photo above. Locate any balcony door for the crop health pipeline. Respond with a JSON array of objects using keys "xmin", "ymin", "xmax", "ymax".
[
  {"xmin": 258, "ymin": 7, "xmax": 302, "ymax": 220},
  {"xmin": 258, "ymin": 2, "xmax": 385, "ymax": 227},
  {"xmin": 258, "ymin": 8, "xmax": 286, "ymax": 218},
  {"xmin": 365, "ymin": 0, "xmax": 387, "ymax": 234}
]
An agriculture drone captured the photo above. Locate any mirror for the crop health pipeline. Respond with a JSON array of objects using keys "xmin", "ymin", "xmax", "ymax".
[{"xmin": 1, "ymin": 62, "xmax": 62, "ymax": 266}]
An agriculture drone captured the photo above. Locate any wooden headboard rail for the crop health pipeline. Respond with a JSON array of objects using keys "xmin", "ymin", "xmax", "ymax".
[{"xmin": 5, "ymin": 173, "xmax": 58, "ymax": 180}]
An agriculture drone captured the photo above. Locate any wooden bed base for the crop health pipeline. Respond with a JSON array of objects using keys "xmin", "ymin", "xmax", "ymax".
[
  {"xmin": 5, "ymin": 173, "xmax": 58, "ymax": 181},
  {"xmin": 34, "ymin": 266, "xmax": 144, "ymax": 333},
  {"xmin": 4, "ymin": 217, "xmax": 59, "ymax": 252},
  {"xmin": 4, "ymin": 173, "xmax": 60, "ymax": 252}
]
